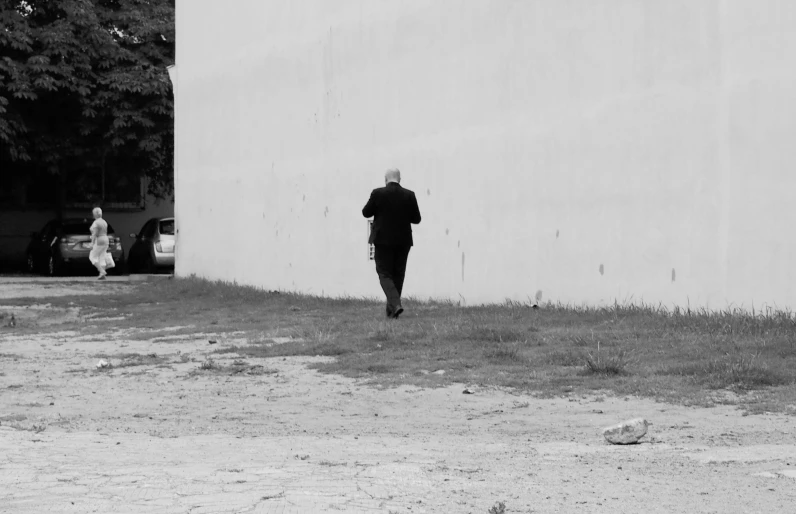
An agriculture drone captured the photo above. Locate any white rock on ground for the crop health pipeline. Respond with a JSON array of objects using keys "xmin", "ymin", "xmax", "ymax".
[{"xmin": 602, "ymin": 418, "xmax": 650, "ymax": 444}]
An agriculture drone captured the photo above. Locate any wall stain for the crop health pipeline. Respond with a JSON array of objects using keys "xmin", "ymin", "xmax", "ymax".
[
  {"xmin": 457, "ymin": 240, "xmax": 460, "ymax": 248},
  {"xmin": 427, "ymin": 189, "xmax": 431, "ymax": 196},
  {"xmin": 671, "ymin": 268, "xmax": 676, "ymax": 282},
  {"xmin": 302, "ymin": 195, "xmax": 306, "ymax": 202},
  {"xmin": 445, "ymin": 228, "xmax": 449, "ymax": 236},
  {"xmin": 324, "ymin": 206, "xmax": 329, "ymax": 217},
  {"xmin": 599, "ymin": 264, "xmax": 604, "ymax": 276},
  {"xmin": 556, "ymin": 229, "xmax": 559, "ymax": 239},
  {"xmin": 461, "ymin": 252, "xmax": 465, "ymax": 282}
]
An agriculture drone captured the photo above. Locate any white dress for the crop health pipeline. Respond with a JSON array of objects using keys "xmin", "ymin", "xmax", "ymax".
[{"xmin": 89, "ymin": 218, "xmax": 109, "ymax": 270}]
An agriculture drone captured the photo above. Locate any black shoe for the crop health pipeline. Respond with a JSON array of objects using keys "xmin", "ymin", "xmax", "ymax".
[
  {"xmin": 385, "ymin": 305, "xmax": 394, "ymax": 318},
  {"xmin": 392, "ymin": 306, "xmax": 404, "ymax": 319}
]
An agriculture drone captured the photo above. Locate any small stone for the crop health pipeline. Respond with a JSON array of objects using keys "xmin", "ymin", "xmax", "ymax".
[
  {"xmin": 432, "ymin": 369, "xmax": 445, "ymax": 375},
  {"xmin": 463, "ymin": 387, "xmax": 475, "ymax": 394},
  {"xmin": 96, "ymin": 359, "xmax": 110, "ymax": 369},
  {"xmin": 602, "ymin": 418, "xmax": 650, "ymax": 444},
  {"xmin": 208, "ymin": 340, "xmax": 217, "ymax": 345}
]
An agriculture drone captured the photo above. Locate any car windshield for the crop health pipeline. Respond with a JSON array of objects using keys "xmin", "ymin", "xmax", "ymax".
[
  {"xmin": 159, "ymin": 220, "xmax": 175, "ymax": 235},
  {"xmin": 61, "ymin": 222, "xmax": 115, "ymax": 235}
]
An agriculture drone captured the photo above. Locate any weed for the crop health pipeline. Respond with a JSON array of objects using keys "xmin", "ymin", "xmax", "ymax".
[
  {"xmin": 200, "ymin": 358, "xmax": 216, "ymax": 370},
  {"xmin": 583, "ymin": 342, "xmax": 633, "ymax": 375},
  {"xmin": 488, "ymin": 501, "xmax": 506, "ymax": 514}
]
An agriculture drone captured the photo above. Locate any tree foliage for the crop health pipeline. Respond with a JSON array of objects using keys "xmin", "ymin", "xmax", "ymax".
[{"xmin": 0, "ymin": 0, "xmax": 175, "ymax": 201}]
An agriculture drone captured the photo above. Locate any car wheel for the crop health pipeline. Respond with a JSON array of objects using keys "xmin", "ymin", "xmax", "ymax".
[{"xmin": 26, "ymin": 253, "xmax": 36, "ymax": 274}]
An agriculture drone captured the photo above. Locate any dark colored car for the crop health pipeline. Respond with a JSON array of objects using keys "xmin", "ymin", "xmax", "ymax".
[
  {"xmin": 127, "ymin": 217, "xmax": 175, "ymax": 273},
  {"xmin": 26, "ymin": 218, "xmax": 125, "ymax": 276}
]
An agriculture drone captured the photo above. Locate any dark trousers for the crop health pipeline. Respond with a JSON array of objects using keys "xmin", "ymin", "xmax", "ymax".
[{"xmin": 374, "ymin": 244, "xmax": 411, "ymax": 314}]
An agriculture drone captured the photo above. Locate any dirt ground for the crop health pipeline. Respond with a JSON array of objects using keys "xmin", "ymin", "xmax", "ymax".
[{"xmin": 1, "ymin": 279, "xmax": 795, "ymax": 513}]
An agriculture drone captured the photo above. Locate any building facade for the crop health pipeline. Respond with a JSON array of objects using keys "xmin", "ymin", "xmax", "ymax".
[{"xmin": 174, "ymin": 0, "xmax": 796, "ymax": 308}]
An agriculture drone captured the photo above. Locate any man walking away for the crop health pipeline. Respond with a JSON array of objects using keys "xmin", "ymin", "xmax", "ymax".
[{"xmin": 362, "ymin": 168, "xmax": 422, "ymax": 319}]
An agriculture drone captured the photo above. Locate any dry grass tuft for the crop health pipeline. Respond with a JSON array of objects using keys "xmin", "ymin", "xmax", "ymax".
[
  {"xmin": 488, "ymin": 501, "xmax": 506, "ymax": 514},
  {"xmin": 584, "ymin": 346, "xmax": 633, "ymax": 376}
]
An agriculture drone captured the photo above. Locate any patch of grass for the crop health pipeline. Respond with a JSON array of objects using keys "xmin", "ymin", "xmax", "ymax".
[
  {"xmin": 483, "ymin": 344, "xmax": 525, "ymax": 364},
  {"xmin": 0, "ymin": 414, "xmax": 27, "ymax": 422},
  {"xmin": 364, "ymin": 363, "xmax": 393, "ymax": 374},
  {"xmin": 662, "ymin": 354, "xmax": 787, "ymax": 390},
  {"xmin": 6, "ymin": 421, "xmax": 47, "ymax": 433},
  {"xmin": 318, "ymin": 460, "xmax": 347, "ymax": 467},
  {"xmin": 192, "ymin": 357, "xmax": 277, "ymax": 376},
  {"xmin": 93, "ymin": 353, "xmax": 167, "ymax": 368},
  {"xmin": 11, "ymin": 276, "xmax": 796, "ymax": 414},
  {"xmin": 452, "ymin": 326, "xmax": 530, "ymax": 343},
  {"xmin": 214, "ymin": 345, "xmax": 270, "ymax": 358},
  {"xmin": 544, "ymin": 349, "xmax": 586, "ymax": 367}
]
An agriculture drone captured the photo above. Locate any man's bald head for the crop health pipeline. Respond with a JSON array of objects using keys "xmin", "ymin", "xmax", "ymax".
[{"xmin": 385, "ymin": 168, "xmax": 401, "ymax": 185}]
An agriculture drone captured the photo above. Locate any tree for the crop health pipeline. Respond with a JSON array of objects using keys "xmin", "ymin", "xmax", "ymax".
[{"xmin": 0, "ymin": 0, "xmax": 175, "ymax": 208}]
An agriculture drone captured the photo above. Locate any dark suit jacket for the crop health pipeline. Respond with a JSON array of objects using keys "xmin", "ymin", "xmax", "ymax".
[{"xmin": 362, "ymin": 182, "xmax": 422, "ymax": 246}]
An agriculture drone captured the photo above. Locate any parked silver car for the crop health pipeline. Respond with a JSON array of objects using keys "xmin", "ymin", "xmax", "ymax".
[
  {"xmin": 26, "ymin": 218, "xmax": 125, "ymax": 276},
  {"xmin": 127, "ymin": 217, "xmax": 175, "ymax": 273}
]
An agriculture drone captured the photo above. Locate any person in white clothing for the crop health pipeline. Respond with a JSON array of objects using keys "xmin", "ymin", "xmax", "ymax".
[{"xmin": 89, "ymin": 207, "xmax": 111, "ymax": 280}]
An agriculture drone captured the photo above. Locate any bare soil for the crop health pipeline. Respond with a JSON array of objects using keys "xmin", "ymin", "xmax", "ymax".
[{"xmin": 1, "ymin": 279, "xmax": 795, "ymax": 513}]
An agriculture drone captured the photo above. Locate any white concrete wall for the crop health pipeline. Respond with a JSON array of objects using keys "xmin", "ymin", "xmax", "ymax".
[{"xmin": 174, "ymin": 0, "xmax": 796, "ymax": 309}]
